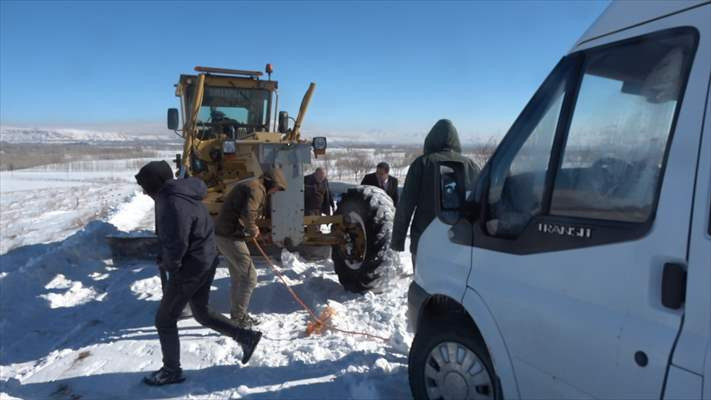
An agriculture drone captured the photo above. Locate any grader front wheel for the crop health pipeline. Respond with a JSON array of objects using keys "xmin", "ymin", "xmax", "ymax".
[{"xmin": 332, "ymin": 186, "xmax": 395, "ymax": 293}]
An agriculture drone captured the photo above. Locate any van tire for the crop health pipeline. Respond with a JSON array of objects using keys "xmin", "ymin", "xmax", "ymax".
[
  {"xmin": 332, "ymin": 186, "xmax": 394, "ymax": 293},
  {"xmin": 409, "ymin": 319, "xmax": 501, "ymax": 400}
]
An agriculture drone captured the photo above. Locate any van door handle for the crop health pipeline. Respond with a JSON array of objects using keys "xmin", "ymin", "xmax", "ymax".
[{"xmin": 661, "ymin": 263, "xmax": 687, "ymax": 310}]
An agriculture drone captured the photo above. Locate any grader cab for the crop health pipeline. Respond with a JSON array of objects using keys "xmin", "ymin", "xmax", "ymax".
[{"xmin": 166, "ymin": 65, "xmax": 395, "ymax": 292}]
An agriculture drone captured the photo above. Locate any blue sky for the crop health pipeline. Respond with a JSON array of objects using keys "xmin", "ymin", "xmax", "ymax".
[{"xmin": 0, "ymin": 1, "xmax": 608, "ymax": 142}]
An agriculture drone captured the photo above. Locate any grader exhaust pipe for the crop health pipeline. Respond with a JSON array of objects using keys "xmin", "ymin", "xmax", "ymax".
[{"xmin": 289, "ymin": 82, "xmax": 316, "ymax": 141}]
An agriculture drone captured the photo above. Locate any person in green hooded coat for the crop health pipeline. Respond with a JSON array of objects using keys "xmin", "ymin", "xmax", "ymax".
[{"xmin": 391, "ymin": 119, "xmax": 480, "ymax": 269}]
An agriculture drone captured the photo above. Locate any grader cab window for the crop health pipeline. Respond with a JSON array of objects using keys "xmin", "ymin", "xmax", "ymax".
[
  {"xmin": 188, "ymin": 85, "xmax": 272, "ymax": 137},
  {"xmin": 197, "ymin": 106, "xmax": 249, "ymax": 124},
  {"xmin": 201, "ymin": 87, "xmax": 270, "ymax": 126}
]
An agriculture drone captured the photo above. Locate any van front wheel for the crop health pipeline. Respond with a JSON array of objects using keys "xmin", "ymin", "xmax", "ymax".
[{"xmin": 409, "ymin": 320, "xmax": 500, "ymax": 400}]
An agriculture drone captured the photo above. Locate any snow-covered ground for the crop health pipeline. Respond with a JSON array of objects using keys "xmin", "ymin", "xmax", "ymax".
[
  {"xmin": 0, "ymin": 157, "xmax": 414, "ymax": 399},
  {"xmin": 0, "ymin": 157, "xmax": 174, "ymax": 254}
]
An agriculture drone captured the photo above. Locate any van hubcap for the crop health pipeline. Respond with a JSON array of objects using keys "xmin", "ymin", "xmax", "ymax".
[{"xmin": 424, "ymin": 341, "xmax": 494, "ymax": 400}]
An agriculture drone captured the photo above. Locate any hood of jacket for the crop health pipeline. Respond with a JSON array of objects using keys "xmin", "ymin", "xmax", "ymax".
[
  {"xmin": 423, "ymin": 119, "xmax": 462, "ymax": 155},
  {"xmin": 262, "ymin": 167, "xmax": 288, "ymax": 191},
  {"xmin": 160, "ymin": 177, "xmax": 207, "ymax": 202},
  {"xmin": 135, "ymin": 160, "xmax": 174, "ymax": 196}
]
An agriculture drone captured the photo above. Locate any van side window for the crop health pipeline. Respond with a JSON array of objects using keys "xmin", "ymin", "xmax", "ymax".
[
  {"xmin": 485, "ymin": 60, "xmax": 575, "ymax": 237},
  {"xmin": 485, "ymin": 30, "xmax": 697, "ymax": 240},
  {"xmin": 550, "ymin": 32, "xmax": 696, "ymax": 222}
]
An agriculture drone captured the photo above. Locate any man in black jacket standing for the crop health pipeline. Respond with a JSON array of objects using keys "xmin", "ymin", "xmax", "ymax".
[
  {"xmin": 391, "ymin": 120, "xmax": 479, "ymax": 270},
  {"xmin": 361, "ymin": 162, "xmax": 399, "ymax": 206},
  {"xmin": 135, "ymin": 161, "xmax": 262, "ymax": 386}
]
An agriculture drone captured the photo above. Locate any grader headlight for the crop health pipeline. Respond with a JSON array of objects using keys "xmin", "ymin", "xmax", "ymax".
[
  {"xmin": 222, "ymin": 140, "xmax": 236, "ymax": 155},
  {"xmin": 312, "ymin": 136, "xmax": 327, "ymax": 157}
]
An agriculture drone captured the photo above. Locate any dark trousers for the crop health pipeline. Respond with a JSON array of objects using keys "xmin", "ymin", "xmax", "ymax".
[{"xmin": 155, "ymin": 262, "xmax": 251, "ymax": 371}]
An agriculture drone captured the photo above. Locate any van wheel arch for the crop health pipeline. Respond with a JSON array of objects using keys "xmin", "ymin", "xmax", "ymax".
[
  {"xmin": 418, "ymin": 294, "xmax": 486, "ymax": 343},
  {"xmin": 411, "ymin": 294, "xmax": 503, "ymax": 399}
]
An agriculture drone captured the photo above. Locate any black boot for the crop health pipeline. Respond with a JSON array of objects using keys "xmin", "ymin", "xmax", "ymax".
[
  {"xmin": 238, "ymin": 330, "xmax": 262, "ymax": 364},
  {"xmin": 143, "ymin": 367, "xmax": 185, "ymax": 386}
]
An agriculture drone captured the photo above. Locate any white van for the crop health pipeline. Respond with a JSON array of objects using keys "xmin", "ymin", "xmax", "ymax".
[{"xmin": 407, "ymin": 1, "xmax": 711, "ymax": 399}]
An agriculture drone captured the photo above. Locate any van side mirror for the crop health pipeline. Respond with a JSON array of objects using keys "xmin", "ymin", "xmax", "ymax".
[
  {"xmin": 440, "ymin": 164, "xmax": 464, "ymax": 210},
  {"xmin": 436, "ymin": 162, "xmax": 467, "ymax": 225},
  {"xmin": 167, "ymin": 108, "xmax": 179, "ymax": 131},
  {"xmin": 278, "ymin": 111, "xmax": 289, "ymax": 134}
]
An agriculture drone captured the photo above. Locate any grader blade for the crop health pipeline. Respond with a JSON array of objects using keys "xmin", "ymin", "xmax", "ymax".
[{"xmin": 106, "ymin": 234, "xmax": 160, "ymax": 266}]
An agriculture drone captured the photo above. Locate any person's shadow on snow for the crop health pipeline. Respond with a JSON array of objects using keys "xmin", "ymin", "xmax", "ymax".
[
  {"xmin": 0, "ymin": 221, "xmax": 167, "ymax": 365},
  {"xmin": 2, "ymin": 351, "xmax": 411, "ymax": 400}
]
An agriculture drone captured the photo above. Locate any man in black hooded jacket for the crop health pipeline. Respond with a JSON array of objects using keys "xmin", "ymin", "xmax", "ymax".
[
  {"xmin": 135, "ymin": 161, "xmax": 262, "ymax": 386},
  {"xmin": 391, "ymin": 120, "xmax": 480, "ymax": 270}
]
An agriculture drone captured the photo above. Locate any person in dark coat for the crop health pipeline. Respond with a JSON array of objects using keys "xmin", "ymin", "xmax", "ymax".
[
  {"xmin": 361, "ymin": 162, "xmax": 399, "ymax": 206},
  {"xmin": 135, "ymin": 161, "xmax": 262, "ymax": 386},
  {"xmin": 304, "ymin": 167, "xmax": 335, "ymax": 216},
  {"xmin": 391, "ymin": 120, "xmax": 480, "ymax": 269}
]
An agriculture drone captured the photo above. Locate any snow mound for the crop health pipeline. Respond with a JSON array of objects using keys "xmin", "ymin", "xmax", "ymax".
[
  {"xmin": 107, "ymin": 191, "xmax": 154, "ymax": 232},
  {"xmin": 130, "ymin": 276, "xmax": 163, "ymax": 301},
  {"xmin": 44, "ymin": 274, "xmax": 73, "ymax": 290},
  {"xmin": 40, "ymin": 280, "xmax": 100, "ymax": 309}
]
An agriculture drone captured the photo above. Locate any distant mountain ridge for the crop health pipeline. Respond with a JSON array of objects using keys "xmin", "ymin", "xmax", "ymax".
[
  {"xmin": 0, "ymin": 126, "xmax": 178, "ymax": 144},
  {"xmin": 0, "ymin": 126, "xmax": 493, "ymax": 147},
  {"xmin": 0, "ymin": 126, "xmax": 419, "ymax": 146}
]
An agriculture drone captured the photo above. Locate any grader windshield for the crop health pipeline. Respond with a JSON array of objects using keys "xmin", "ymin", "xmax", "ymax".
[{"xmin": 185, "ymin": 85, "xmax": 272, "ymax": 134}]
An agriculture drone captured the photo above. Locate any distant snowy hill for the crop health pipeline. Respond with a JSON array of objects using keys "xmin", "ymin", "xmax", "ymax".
[{"xmin": 0, "ymin": 126, "xmax": 177, "ymax": 144}]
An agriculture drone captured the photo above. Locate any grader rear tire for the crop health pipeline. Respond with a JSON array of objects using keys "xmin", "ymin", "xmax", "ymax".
[{"xmin": 332, "ymin": 186, "xmax": 394, "ymax": 293}]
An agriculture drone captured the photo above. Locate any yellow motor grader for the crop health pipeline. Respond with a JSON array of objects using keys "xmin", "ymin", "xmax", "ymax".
[{"xmin": 164, "ymin": 65, "xmax": 394, "ymax": 292}]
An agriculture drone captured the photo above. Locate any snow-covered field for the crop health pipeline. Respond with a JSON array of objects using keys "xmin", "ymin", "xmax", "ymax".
[
  {"xmin": 0, "ymin": 157, "xmax": 414, "ymax": 399},
  {"xmin": 0, "ymin": 157, "xmax": 174, "ymax": 254},
  {"xmin": 0, "ymin": 126, "xmax": 176, "ymax": 143}
]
